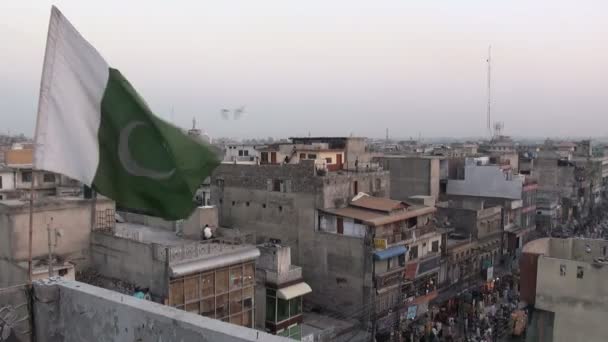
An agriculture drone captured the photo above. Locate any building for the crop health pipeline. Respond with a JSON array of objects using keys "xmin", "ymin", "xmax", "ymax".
[
  {"xmin": 89, "ymin": 213, "xmax": 260, "ymax": 328},
  {"xmin": 211, "ymin": 161, "xmax": 389, "ymax": 313},
  {"xmin": 0, "ymin": 196, "xmax": 114, "ymax": 287},
  {"xmin": 375, "ymin": 155, "xmax": 448, "ymax": 201},
  {"xmin": 446, "ymin": 156, "xmax": 538, "ymax": 254},
  {"xmin": 223, "ymin": 144, "xmax": 264, "ymax": 164},
  {"xmin": 8, "ymin": 277, "xmax": 291, "ymax": 342},
  {"xmin": 256, "ymin": 243, "xmax": 312, "ymax": 340},
  {"xmin": 0, "ymin": 147, "xmax": 81, "ymax": 200},
  {"xmin": 533, "ymin": 149, "xmax": 607, "ymax": 223},
  {"xmin": 436, "ymin": 199, "xmax": 503, "ymax": 273},
  {"xmin": 318, "ymin": 194, "xmax": 443, "ymax": 340},
  {"xmin": 520, "ymin": 237, "xmax": 608, "ymax": 342}
]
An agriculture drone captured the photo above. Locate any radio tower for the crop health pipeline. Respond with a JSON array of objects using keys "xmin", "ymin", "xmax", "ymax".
[{"xmin": 486, "ymin": 45, "xmax": 492, "ymax": 138}]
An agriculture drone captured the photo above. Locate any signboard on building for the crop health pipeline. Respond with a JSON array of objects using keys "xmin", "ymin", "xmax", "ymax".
[
  {"xmin": 486, "ymin": 266, "xmax": 494, "ymax": 281},
  {"xmin": 374, "ymin": 238, "xmax": 388, "ymax": 250},
  {"xmin": 404, "ymin": 262, "xmax": 418, "ymax": 280},
  {"xmin": 406, "ymin": 305, "xmax": 417, "ymax": 320}
]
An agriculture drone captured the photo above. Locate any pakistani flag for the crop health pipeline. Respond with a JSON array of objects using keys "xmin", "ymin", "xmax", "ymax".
[{"xmin": 33, "ymin": 7, "xmax": 219, "ymax": 220}]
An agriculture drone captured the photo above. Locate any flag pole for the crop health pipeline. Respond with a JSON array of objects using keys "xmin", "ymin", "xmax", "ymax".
[
  {"xmin": 27, "ymin": 170, "xmax": 36, "ymax": 283},
  {"xmin": 29, "ymin": 6, "xmax": 55, "ymax": 283},
  {"xmin": 89, "ymin": 189, "xmax": 97, "ymax": 231}
]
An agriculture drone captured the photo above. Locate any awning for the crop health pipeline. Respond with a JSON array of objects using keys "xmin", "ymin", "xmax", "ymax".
[
  {"xmin": 277, "ymin": 282, "xmax": 312, "ymax": 300},
  {"xmin": 374, "ymin": 245, "xmax": 407, "ymax": 260}
]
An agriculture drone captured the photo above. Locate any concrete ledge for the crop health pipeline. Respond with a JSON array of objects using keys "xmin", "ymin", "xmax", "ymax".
[{"xmin": 33, "ymin": 278, "xmax": 289, "ymax": 342}]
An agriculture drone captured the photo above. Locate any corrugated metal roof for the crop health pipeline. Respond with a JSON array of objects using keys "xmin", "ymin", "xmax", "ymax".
[
  {"xmin": 276, "ymin": 282, "xmax": 312, "ymax": 300},
  {"xmin": 321, "ymin": 205, "xmax": 436, "ymax": 226},
  {"xmin": 170, "ymin": 247, "xmax": 260, "ymax": 277},
  {"xmin": 374, "ymin": 245, "xmax": 407, "ymax": 260},
  {"xmin": 351, "ymin": 196, "xmax": 407, "ymax": 212}
]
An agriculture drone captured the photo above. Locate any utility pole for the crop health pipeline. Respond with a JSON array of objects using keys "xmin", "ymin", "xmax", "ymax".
[
  {"xmin": 47, "ymin": 217, "xmax": 54, "ymax": 277},
  {"xmin": 486, "ymin": 45, "xmax": 493, "ymax": 138}
]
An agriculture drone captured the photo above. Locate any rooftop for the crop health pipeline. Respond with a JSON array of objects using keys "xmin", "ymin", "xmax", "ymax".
[
  {"xmin": 350, "ymin": 195, "xmax": 407, "ymax": 213},
  {"xmin": 322, "ymin": 200, "xmax": 435, "ymax": 227},
  {"xmin": 110, "ymin": 222, "xmax": 260, "ymax": 274},
  {"xmin": 0, "ymin": 196, "xmax": 112, "ymax": 213}
]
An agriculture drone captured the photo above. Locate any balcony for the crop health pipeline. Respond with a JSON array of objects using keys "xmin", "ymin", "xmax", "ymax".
[
  {"xmin": 264, "ymin": 265, "xmax": 303, "ymax": 285},
  {"xmin": 375, "ymin": 266, "xmax": 405, "ymax": 290},
  {"xmin": 401, "ymin": 225, "xmax": 437, "ymax": 242}
]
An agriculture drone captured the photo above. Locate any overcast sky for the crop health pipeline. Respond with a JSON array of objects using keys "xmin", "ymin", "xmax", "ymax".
[{"xmin": 1, "ymin": 0, "xmax": 607, "ymax": 140}]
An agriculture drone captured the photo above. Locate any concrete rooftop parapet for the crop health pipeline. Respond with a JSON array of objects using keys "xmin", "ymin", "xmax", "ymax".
[{"xmin": 32, "ymin": 278, "xmax": 290, "ymax": 342}]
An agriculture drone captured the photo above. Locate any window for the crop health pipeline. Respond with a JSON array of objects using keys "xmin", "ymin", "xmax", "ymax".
[
  {"xmin": 409, "ymin": 245, "xmax": 419, "ymax": 260},
  {"xmin": 238, "ymin": 150, "xmax": 244, "ymax": 156},
  {"xmin": 229, "ymin": 289, "xmax": 243, "ymax": 314},
  {"xmin": 216, "ymin": 268, "xmax": 229, "ymax": 293},
  {"xmin": 229, "ymin": 266, "xmax": 243, "ymax": 290},
  {"xmin": 353, "ymin": 181, "xmax": 358, "ymax": 195},
  {"xmin": 262, "ymin": 203, "xmax": 267, "ymax": 209},
  {"xmin": 603, "ymin": 246, "xmax": 607, "ymax": 257},
  {"xmin": 577, "ymin": 266, "xmax": 584, "ymax": 279},
  {"xmin": 216, "ymin": 293, "xmax": 229, "ymax": 318},
  {"xmin": 307, "ymin": 154, "xmax": 317, "ymax": 159},
  {"xmin": 21, "ymin": 171, "xmax": 32, "ymax": 183},
  {"xmin": 243, "ymin": 263, "xmax": 254, "ymax": 286},
  {"xmin": 246, "ymin": 202, "xmax": 250, "ymax": 207},
  {"xmin": 290, "ymin": 297, "xmax": 302, "ymax": 316},
  {"xmin": 299, "ymin": 153, "xmax": 306, "ymax": 159},
  {"xmin": 261, "ymin": 152, "xmax": 268, "ymax": 163},
  {"xmin": 432, "ymin": 241, "xmax": 439, "ymax": 253},
  {"xmin": 325, "ymin": 157, "xmax": 332, "ymax": 164},
  {"xmin": 0, "ymin": 176, "xmax": 2, "ymax": 189},
  {"xmin": 277, "ymin": 298, "xmax": 289, "ymax": 322},
  {"xmin": 375, "ymin": 178, "xmax": 381, "ymax": 191},
  {"xmin": 337, "ymin": 217, "xmax": 344, "ymax": 234},
  {"xmin": 560, "ymin": 264, "xmax": 566, "ymax": 277},
  {"xmin": 243, "ymin": 150, "xmax": 249, "ymax": 156},
  {"xmin": 201, "ymin": 273, "xmax": 214, "ymax": 298},
  {"xmin": 273, "ymin": 179, "xmax": 283, "ymax": 192}
]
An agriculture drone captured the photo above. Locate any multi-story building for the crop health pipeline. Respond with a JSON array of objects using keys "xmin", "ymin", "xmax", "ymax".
[
  {"xmin": 223, "ymin": 144, "xmax": 264, "ymax": 164},
  {"xmin": 520, "ymin": 237, "xmax": 608, "ymax": 342},
  {"xmin": 211, "ymin": 161, "xmax": 389, "ymax": 316},
  {"xmin": 436, "ymin": 199, "xmax": 503, "ymax": 275},
  {"xmin": 317, "ymin": 194, "xmax": 443, "ymax": 340},
  {"xmin": 446, "ymin": 156, "xmax": 538, "ymax": 256},
  {"xmin": 256, "ymin": 243, "xmax": 311, "ymax": 340},
  {"xmin": 0, "ymin": 147, "xmax": 81, "ymax": 200},
  {"xmin": 375, "ymin": 155, "xmax": 448, "ymax": 201},
  {"xmin": 533, "ymin": 147, "xmax": 608, "ymax": 223},
  {"xmin": 89, "ymin": 213, "xmax": 260, "ymax": 329},
  {"xmin": 0, "ymin": 195, "xmax": 114, "ymax": 287}
]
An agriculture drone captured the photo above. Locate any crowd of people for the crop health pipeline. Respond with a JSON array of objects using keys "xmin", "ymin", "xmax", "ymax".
[{"xmin": 402, "ymin": 275, "xmax": 525, "ymax": 342}]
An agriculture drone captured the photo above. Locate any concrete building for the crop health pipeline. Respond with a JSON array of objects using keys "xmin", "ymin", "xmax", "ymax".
[
  {"xmin": 318, "ymin": 195, "xmax": 443, "ymax": 340},
  {"xmin": 436, "ymin": 199, "xmax": 503, "ymax": 275},
  {"xmin": 520, "ymin": 237, "xmax": 608, "ymax": 342},
  {"xmin": 89, "ymin": 218, "xmax": 260, "ymax": 329},
  {"xmin": 375, "ymin": 155, "xmax": 448, "ymax": 201},
  {"xmin": 446, "ymin": 157, "xmax": 538, "ymax": 254},
  {"xmin": 223, "ymin": 144, "xmax": 264, "ymax": 164},
  {"xmin": 289, "ymin": 136, "xmax": 371, "ymax": 170},
  {"xmin": 256, "ymin": 243, "xmax": 312, "ymax": 339},
  {"xmin": 0, "ymin": 196, "xmax": 114, "ymax": 287},
  {"xmin": 533, "ymin": 150, "xmax": 607, "ymax": 223},
  {"xmin": 211, "ymin": 161, "xmax": 389, "ymax": 315},
  {"xmin": 27, "ymin": 278, "xmax": 291, "ymax": 342},
  {"xmin": 0, "ymin": 148, "xmax": 80, "ymax": 200}
]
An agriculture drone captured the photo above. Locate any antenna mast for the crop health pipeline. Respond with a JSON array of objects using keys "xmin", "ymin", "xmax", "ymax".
[{"xmin": 486, "ymin": 45, "xmax": 492, "ymax": 138}]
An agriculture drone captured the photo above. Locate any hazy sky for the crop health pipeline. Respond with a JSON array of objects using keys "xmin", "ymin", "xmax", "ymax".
[{"xmin": 1, "ymin": 1, "xmax": 607, "ymax": 139}]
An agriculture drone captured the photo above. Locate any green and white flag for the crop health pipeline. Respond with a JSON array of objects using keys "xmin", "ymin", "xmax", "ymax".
[{"xmin": 34, "ymin": 7, "xmax": 219, "ymax": 219}]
